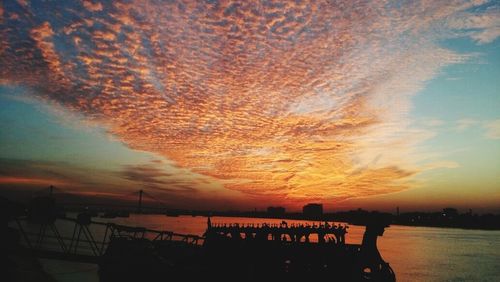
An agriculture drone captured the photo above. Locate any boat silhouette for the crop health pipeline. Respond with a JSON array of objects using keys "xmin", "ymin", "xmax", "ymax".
[{"xmin": 99, "ymin": 216, "xmax": 395, "ymax": 281}]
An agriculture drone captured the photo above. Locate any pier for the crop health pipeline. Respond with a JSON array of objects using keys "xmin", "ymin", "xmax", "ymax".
[{"xmin": 8, "ymin": 214, "xmax": 203, "ymax": 264}]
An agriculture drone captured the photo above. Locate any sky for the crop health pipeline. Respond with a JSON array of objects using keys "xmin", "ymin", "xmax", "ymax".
[{"xmin": 0, "ymin": 0, "xmax": 499, "ymax": 212}]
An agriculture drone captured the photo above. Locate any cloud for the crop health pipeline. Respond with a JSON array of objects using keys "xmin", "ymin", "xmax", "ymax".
[
  {"xmin": 422, "ymin": 161, "xmax": 460, "ymax": 170},
  {"xmin": 456, "ymin": 118, "xmax": 480, "ymax": 131},
  {"xmin": 120, "ymin": 161, "xmax": 202, "ymax": 193},
  {"xmin": 455, "ymin": 118, "xmax": 500, "ymax": 140},
  {"xmin": 0, "ymin": 158, "xmax": 119, "ymax": 190},
  {"xmin": 118, "ymin": 160, "xmax": 251, "ymax": 210},
  {"xmin": 0, "ymin": 157, "xmax": 245, "ymax": 209},
  {"xmin": 446, "ymin": 8, "xmax": 500, "ymax": 44},
  {"xmin": 423, "ymin": 119, "xmax": 445, "ymax": 127},
  {"xmin": 483, "ymin": 119, "xmax": 500, "ymax": 139},
  {"xmin": 82, "ymin": 0, "xmax": 103, "ymax": 12},
  {"xmin": 0, "ymin": 0, "xmax": 497, "ymax": 204}
]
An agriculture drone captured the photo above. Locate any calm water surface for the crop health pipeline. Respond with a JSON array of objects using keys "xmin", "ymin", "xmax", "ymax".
[{"xmin": 37, "ymin": 214, "xmax": 500, "ymax": 282}]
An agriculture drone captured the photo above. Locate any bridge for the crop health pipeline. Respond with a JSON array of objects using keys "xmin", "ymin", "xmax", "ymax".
[
  {"xmin": 30, "ymin": 185, "xmax": 176, "ymax": 214},
  {"xmin": 4, "ymin": 185, "xmax": 203, "ymax": 265}
]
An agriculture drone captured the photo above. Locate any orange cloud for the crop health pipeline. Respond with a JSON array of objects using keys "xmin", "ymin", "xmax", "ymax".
[
  {"xmin": 1, "ymin": 0, "xmax": 493, "ymax": 206},
  {"xmin": 82, "ymin": 0, "xmax": 103, "ymax": 12}
]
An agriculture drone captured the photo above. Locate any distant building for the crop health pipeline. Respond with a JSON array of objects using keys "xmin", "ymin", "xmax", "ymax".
[
  {"xmin": 267, "ymin": 206, "xmax": 286, "ymax": 216},
  {"xmin": 442, "ymin": 208, "xmax": 458, "ymax": 218},
  {"xmin": 303, "ymin": 203, "xmax": 323, "ymax": 219}
]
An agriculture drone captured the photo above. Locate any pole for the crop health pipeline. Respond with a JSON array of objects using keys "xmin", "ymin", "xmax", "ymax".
[{"xmin": 138, "ymin": 189, "xmax": 143, "ymax": 214}]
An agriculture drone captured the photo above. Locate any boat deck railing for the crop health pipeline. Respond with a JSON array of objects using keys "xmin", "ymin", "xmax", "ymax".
[{"xmin": 207, "ymin": 221, "xmax": 349, "ymax": 244}]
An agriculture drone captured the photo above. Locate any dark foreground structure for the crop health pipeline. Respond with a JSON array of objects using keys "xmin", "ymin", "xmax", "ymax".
[
  {"xmin": 99, "ymin": 218, "xmax": 395, "ymax": 281},
  {"xmin": 2, "ymin": 196, "xmax": 395, "ymax": 282}
]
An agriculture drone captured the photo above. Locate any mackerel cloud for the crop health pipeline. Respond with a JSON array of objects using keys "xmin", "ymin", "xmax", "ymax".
[{"xmin": 1, "ymin": 0, "xmax": 498, "ymax": 203}]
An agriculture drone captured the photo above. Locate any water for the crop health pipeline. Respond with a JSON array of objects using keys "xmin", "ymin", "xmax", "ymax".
[{"xmin": 33, "ymin": 214, "xmax": 500, "ymax": 282}]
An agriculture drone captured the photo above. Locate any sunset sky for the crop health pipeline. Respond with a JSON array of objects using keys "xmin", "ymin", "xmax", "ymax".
[{"xmin": 1, "ymin": 0, "xmax": 499, "ymax": 212}]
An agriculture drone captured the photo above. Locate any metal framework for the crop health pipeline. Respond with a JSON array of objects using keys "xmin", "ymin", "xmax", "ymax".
[{"xmin": 11, "ymin": 216, "xmax": 204, "ymax": 263}]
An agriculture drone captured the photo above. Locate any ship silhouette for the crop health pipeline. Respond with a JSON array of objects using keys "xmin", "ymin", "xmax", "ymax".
[{"xmin": 99, "ymin": 216, "xmax": 395, "ymax": 281}]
